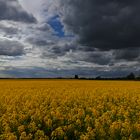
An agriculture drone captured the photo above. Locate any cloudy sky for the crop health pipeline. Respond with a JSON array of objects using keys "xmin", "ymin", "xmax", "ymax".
[{"xmin": 0, "ymin": 0, "xmax": 140, "ymax": 78}]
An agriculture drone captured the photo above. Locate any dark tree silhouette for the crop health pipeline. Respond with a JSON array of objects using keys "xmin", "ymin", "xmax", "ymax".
[
  {"xmin": 95, "ymin": 76, "xmax": 101, "ymax": 80},
  {"xmin": 126, "ymin": 72, "xmax": 135, "ymax": 80},
  {"xmin": 75, "ymin": 75, "xmax": 79, "ymax": 79}
]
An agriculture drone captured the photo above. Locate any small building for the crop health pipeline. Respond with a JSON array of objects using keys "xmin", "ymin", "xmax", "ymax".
[{"xmin": 75, "ymin": 75, "xmax": 79, "ymax": 79}]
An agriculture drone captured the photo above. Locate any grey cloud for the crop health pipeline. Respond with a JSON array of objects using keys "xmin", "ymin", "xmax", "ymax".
[
  {"xmin": 0, "ymin": 0, "xmax": 36, "ymax": 23},
  {"xmin": 58, "ymin": 0, "xmax": 140, "ymax": 50},
  {"xmin": 37, "ymin": 23, "xmax": 52, "ymax": 31},
  {"xmin": 113, "ymin": 48, "xmax": 140, "ymax": 61},
  {"xmin": 41, "ymin": 41, "xmax": 112, "ymax": 65},
  {"xmin": 82, "ymin": 51, "xmax": 112, "ymax": 65},
  {"xmin": 0, "ymin": 24, "xmax": 18, "ymax": 35},
  {"xmin": 64, "ymin": 50, "xmax": 113, "ymax": 66},
  {"xmin": 27, "ymin": 38, "xmax": 49, "ymax": 46},
  {"xmin": 0, "ymin": 39, "xmax": 25, "ymax": 56},
  {"xmin": 41, "ymin": 42, "xmax": 77, "ymax": 59},
  {"xmin": 50, "ymin": 43, "xmax": 76, "ymax": 55},
  {"xmin": 25, "ymin": 22, "xmax": 55, "ymax": 47}
]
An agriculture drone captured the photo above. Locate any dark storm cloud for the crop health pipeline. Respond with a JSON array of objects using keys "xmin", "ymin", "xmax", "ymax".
[
  {"xmin": 82, "ymin": 52, "xmax": 112, "ymax": 65},
  {"xmin": 0, "ymin": 40, "xmax": 24, "ymax": 56},
  {"xmin": 0, "ymin": 0, "xmax": 36, "ymax": 23},
  {"xmin": 58, "ymin": 0, "xmax": 140, "ymax": 50},
  {"xmin": 113, "ymin": 48, "xmax": 140, "ymax": 61}
]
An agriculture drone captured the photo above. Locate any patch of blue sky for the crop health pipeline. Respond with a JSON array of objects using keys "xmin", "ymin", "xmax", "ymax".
[{"xmin": 48, "ymin": 15, "xmax": 74, "ymax": 38}]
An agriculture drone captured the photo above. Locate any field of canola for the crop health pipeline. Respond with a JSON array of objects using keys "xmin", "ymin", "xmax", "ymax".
[{"xmin": 0, "ymin": 80, "xmax": 140, "ymax": 140}]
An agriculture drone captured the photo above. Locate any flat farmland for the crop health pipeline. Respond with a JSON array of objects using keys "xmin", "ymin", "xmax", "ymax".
[{"xmin": 0, "ymin": 80, "xmax": 140, "ymax": 140}]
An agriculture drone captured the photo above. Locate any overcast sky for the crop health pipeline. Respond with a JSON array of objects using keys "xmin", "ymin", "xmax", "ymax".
[{"xmin": 0, "ymin": 0, "xmax": 140, "ymax": 78}]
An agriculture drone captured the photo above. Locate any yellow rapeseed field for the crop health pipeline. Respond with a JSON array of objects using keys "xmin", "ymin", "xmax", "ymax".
[{"xmin": 0, "ymin": 80, "xmax": 140, "ymax": 140}]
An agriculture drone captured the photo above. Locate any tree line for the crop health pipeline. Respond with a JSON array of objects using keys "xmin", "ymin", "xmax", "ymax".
[{"xmin": 74, "ymin": 73, "xmax": 140, "ymax": 80}]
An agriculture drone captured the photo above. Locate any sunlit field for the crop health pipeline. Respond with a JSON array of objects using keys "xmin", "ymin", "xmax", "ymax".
[{"xmin": 0, "ymin": 80, "xmax": 140, "ymax": 140}]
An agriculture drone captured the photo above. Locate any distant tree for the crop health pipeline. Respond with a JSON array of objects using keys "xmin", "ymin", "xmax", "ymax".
[
  {"xmin": 126, "ymin": 72, "xmax": 135, "ymax": 80},
  {"xmin": 75, "ymin": 75, "xmax": 79, "ymax": 79},
  {"xmin": 95, "ymin": 76, "xmax": 101, "ymax": 80}
]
